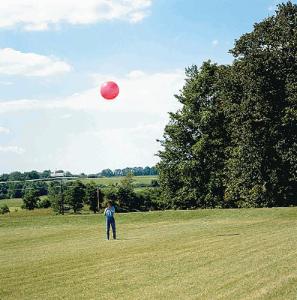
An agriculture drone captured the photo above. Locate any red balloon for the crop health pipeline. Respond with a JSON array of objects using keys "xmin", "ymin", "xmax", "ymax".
[{"xmin": 100, "ymin": 81, "xmax": 119, "ymax": 100}]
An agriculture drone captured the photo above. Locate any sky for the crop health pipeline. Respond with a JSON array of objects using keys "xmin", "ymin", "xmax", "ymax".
[{"xmin": 0, "ymin": 0, "xmax": 293, "ymax": 174}]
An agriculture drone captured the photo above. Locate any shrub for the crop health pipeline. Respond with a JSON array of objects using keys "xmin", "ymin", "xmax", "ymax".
[
  {"xmin": 37, "ymin": 197, "xmax": 51, "ymax": 208},
  {"xmin": 0, "ymin": 204, "xmax": 10, "ymax": 214}
]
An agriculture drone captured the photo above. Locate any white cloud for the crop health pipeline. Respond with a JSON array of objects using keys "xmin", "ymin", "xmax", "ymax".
[
  {"xmin": 212, "ymin": 40, "xmax": 219, "ymax": 47},
  {"xmin": 0, "ymin": 69, "xmax": 184, "ymax": 114},
  {"xmin": 55, "ymin": 122, "xmax": 164, "ymax": 171},
  {"xmin": 0, "ymin": 69, "xmax": 184, "ymax": 172},
  {"xmin": 0, "ymin": 126, "xmax": 10, "ymax": 134},
  {"xmin": 0, "ymin": 0, "xmax": 152, "ymax": 31},
  {"xmin": 0, "ymin": 48, "xmax": 72, "ymax": 77},
  {"xmin": 0, "ymin": 146, "xmax": 25, "ymax": 154}
]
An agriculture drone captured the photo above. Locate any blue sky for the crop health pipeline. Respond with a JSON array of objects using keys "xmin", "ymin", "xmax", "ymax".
[{"xmin": 0, "ymin": 0, "xmax": 293, "ymax": 173}]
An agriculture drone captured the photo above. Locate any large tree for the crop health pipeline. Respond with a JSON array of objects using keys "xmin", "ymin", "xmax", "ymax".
[
  {"xmin": 23, "ymin": 189, "xmax": 39, "ymax": 210},
  {"xmin": 49, "ymin": 181, "xmax": 65, "ymax": 215},
  {"xmin": 158, "ymin": 62, "xmax": 229, "ymax": 208},
  {"xmin": 158, "ymin": 2, "xmax": 297, "ymax": 208},
  {"xmin": 85, "ymin": 182, "xmax": 103, "ymax": 213},
  {"xmin": 224, "ymin": 2, "xmax": 297, "ymax": 207},
  {"xmin": 65, "ymin": 181, "xmax": 86, "ymax": 213}
]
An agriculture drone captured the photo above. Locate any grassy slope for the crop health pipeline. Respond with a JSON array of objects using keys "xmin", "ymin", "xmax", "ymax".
[
  {"xmin": 0, "ymin": 208, "xmax": 297, "ymax": 299},
  {"xmin": 0, "ymin": 198, "xmax": 23, "ymax": 209},
  {"xmin": 80, "ymin": 175, "xmax": 158, "ymax": 185},
  {"xmin": 0, "ymin": 196, "xmax": 49, "ymax": 210}
]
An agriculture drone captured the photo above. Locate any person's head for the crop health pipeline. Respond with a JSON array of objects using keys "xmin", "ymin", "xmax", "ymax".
[{"xmin": 107, "ymin": 201, "xmax": 112, "ymax": 208}]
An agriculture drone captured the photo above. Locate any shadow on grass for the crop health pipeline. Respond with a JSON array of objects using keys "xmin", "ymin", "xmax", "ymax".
[
  {"xmin": 111, "ymin": 238, "xmax": 141, "ymax": 241},
  {"xmin": 216, "ymin": 233, "xmax": 240, "ymax": 237}
]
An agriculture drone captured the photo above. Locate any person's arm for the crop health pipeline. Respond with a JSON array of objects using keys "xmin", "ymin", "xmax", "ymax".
[
  {"xmin": 111, "ymin": 206, "xmax": 115, "ymax": 214},
  {"xmin": 104, "ymin": 208, "xmax": 107, "ymax": 216}
]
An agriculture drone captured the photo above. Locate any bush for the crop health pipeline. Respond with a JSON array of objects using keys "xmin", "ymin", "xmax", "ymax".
[
  {"xmin": 23, "ymin": 189, "xmax": 39, "ymax": 210},
  {"xmin": 151, "ymin": 179, "xmax": 160, "ymax": 187},
  {"xmin": 136, "ymin": 188, "xmax": 163, "ymax": 210},
  {"xmin": 37, "ymin": 197, "xmax": 51, "ymax": 208},
  {"xmin": 0, "ymin": 204, "xmax": 10, "ymax": 214}
]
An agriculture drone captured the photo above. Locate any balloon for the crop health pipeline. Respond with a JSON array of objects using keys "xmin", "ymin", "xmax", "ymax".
[{"xmin": 100, "ymin": 81, "xmax": 119, "ymax": 100}]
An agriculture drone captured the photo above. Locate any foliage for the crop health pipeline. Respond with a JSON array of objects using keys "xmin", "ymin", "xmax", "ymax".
[
  {"xmin": 99, "ymin": 166, "xmax": 158, "ymax": 177},
  {"xmin": 49, "ymin": 181, "xmax": 65, "ymax": 214},
  {"xmin": 0, "ymin": 183, "xmax": 8, "ymax": 199},
  {"xmin": 22, "ymin": 189, "xmax": 39, "ymax": 210},
  {"xmin": 135, "ymin": 188, "xmax": 163, "ymax": 210},
  {"xmin": 85, "ymin": 182, "xmax": 103, "ymax": 213},
  {"xmin": 65, "ymin": 181, "xmax": 86, "ymax": 213},
  {"xmin": 158, "ymin": 62, "xmax": 228, "ymax": 209},
  {"xmin": 0, "ymin": 203, "xmax": 10, "ymax": 214},
  {"xmin": 151, "ymin": 179, "xmax": 160, "ymax": 187},
  {"xmin": 223, "ymin": 2, "xmax": 297, "ymax": 207},
  {"xmin": 37, "ymin": 197, "xmax": 52, "ymax": 209},
  {"xmin": 158, "ymin": 2, "xmax": 297, "ymax": 209}
]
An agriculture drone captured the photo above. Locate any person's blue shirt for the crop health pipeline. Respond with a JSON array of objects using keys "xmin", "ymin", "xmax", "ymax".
[{"xmin": 104, "ymin": 206, "xmax": 115, "ymax": 219}]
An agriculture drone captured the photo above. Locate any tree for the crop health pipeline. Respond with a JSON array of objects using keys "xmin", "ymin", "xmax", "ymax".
[
  {"xmin": 224, "ymin": 2, "xmax": 297, "ymax": 207},
  {"xmin": 24, "ymin": 171, "xmax": 40, "ymax": 180},
  {"xmin": 7, "ymin": 182, "xmax": 24, "ymax": 199},
  {"xmin": 114, "ymin": 169, "xmax": 123, "ymax": 176},
  {"xmin": 49, "ymin": 181, "xmax": 65, "ymax": 214},
  {"xmin": 157, "ymin": 2, "xmax": 297, "ymax": 209},
  {"xmin": 65, "ymin": 171, "xmax": 73, "ymax": 177},
  {"xmin": 23, "ymin": 189, "xmax": 39, "ymax": 210},
  {"xmin": 135, "ymin": 188, "xmax": 163, "ymax": 211},
  {"xmin": 101, "ymin": 169, "xmax": 114, "ymax": 177},
  {"xmin": 151, "ymin": 179, "xmax": 160, "ymax": 187},
  {"xmin": 85, "ymin": 182, "xmax": 102, "ymax": 213},
  {"xmin": 104, "ymin": 185, "xmax": 119, "ymax": 202},
  {"xmin": 0, "ymin": 183, "xmax": 8, "ymax": 199},
  {"xmin": 37, "ymin": 197, "xmax": 51, "ymax": 208},
  {"xmin": 143, "ymin": 166, "xmax": 151, "ymax": 176},
  {"xmin": 0, "ymin": 174, "xmax": 9, "ymax": 181},
  {"xmin": 24, "ymin": 181, "xmax": 48, "ymax": 197},
  {"xmin": 150, "ymin": 166, "xmax": 158, "ymax": 175},
  {"xmin": 65, "ymin": 181, "xmax": 86, "ymax": 213},
  {"xmin": 158, "ymin": 62, "xmax": 228, "ymax": 209},
  {"xmin": 9, "ymin": 171, "xmax": 24, "ymax": 181},
  {"xmin": 103, "ymin": 173, "xmax": 140, "ymax": 211},
  {"xmin": 40, "ymin": 170, "xmax": 51, "ymax": 179},
  {"xmin": 117, "ymin": 173, "xmax": 139, "ymax": 210}
]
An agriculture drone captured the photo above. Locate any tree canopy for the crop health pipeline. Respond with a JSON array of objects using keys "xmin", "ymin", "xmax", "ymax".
[{"xmin": 158, "ymin": 2, "xmax": 297, "ymax": 209}]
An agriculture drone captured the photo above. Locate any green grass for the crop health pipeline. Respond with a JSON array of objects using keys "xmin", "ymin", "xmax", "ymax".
[
  {"xmin": 1, "ymin": 208, "xmax": 297, "ymax": 299},
  {"xmin": 0, "ymin": 195, "xmax": 49, "ymax": 210},
  {"xmin": 80, "ymin": 175, "xmax": 158, "ymax": 186},
  {"xmin": 0, "ymin": 198, "xmax": 23, "ymax": 209}
]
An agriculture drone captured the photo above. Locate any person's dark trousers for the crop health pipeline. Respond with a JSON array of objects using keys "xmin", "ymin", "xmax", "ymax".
[{"xmin": 106, "ymin": 217, "xmax": 116, "ymax": 240}]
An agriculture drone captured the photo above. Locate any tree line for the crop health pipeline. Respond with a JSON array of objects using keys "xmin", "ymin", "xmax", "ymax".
[
  {"xmin": 99, "ymin": 166, "xmax": 158, "ymax": 177},
  {"xmin": 7, "ymin": 174, "xmax": 162, "ymax": 214},
  {"xmin": 0, "ymin": 166, "xmax": 158, "ymax": 182},
  {"xmin": 157, "ymin": 3, "xmax": 297, "ymax": 209},
  {"xmin": 0, "ymin": 177, "xmax": 159, "ymax": 201}
]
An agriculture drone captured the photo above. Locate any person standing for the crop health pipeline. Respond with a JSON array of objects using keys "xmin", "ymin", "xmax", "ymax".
[{"xmin": 104, "ymin": 201, "xmax": 116, "ymax": 240}]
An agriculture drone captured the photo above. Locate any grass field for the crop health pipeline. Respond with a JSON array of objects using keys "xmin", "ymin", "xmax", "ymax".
[
  {"xmin": 1, "ymin": 208, "xmax": 297, "ymax": 299},
  {"xmin": 0, "ymin": 196, "xmax": 49, "ymax": 210},
  {"xmin": 80, "ymin": 175, "xmax": 158, "ymax": 186},
  {"xmin": 0, "ymin": 198, "xmax": 23, "ymax": 210}
]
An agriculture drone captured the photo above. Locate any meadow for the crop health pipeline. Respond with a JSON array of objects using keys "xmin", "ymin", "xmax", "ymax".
[
  {"xmin": 0, "ymin": 175, "xmax": 158, "ymax": 210},
  {"xmin": 1, "ymin": 207, "xmax": 297, "ymax": 299},
  {"xmin": 80, "ymin": 175, "xmax": 158, "ymax": 186}
]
